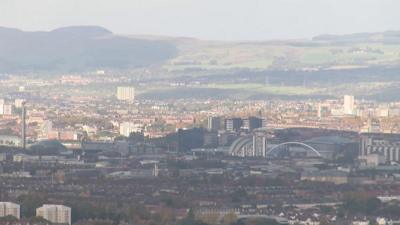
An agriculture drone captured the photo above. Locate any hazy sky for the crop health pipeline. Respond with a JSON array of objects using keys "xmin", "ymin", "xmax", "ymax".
[{"xmin": 0, "ymin": 0, "xmax": 399, "ymax": 41}]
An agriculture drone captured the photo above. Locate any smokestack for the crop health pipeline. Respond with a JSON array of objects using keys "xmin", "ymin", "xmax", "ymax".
[{"xmin": 21, "ymin": 103, "xmax": 26, "ymax": 149}]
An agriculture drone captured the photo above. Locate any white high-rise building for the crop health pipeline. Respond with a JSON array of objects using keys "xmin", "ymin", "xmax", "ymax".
[
  {"xmin": 36, "ymin": 204, "xmax": 71, "ymax": 225},
  {"xmin": 0, "ymin": 202, "xmax": 20, "ymax": 219},
  {"xmin": 343, "ymin": 95, "xmax": 355, "ymax": 115},
  {"xmin": 117, "ymin": 86, "xmax": 135, "ymax": 101}
]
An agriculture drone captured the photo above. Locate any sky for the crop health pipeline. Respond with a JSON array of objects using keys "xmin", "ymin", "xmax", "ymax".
[{"xmin": 0, "ymin": 0, "xmax": 399, "ymax": 41}]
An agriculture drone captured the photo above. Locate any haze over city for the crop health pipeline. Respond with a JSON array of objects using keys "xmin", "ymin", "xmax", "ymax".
[{"xmin": 2, "ymin": 1, "xmax": 400, "ymax": 225}]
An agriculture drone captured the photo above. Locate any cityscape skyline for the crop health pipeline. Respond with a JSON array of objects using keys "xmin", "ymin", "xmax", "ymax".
[{"xmin": 2, "ymin": 1, "xmax": 400, "ymax": 225}]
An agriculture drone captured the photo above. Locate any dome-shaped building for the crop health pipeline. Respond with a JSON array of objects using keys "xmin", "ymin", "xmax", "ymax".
[{"xmin": 28, "ymin": 140, "xmax": 67, "ymax": 155}]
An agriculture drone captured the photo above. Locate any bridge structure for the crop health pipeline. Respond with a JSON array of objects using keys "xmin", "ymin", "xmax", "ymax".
[
  {"xmin": 266, "ymin": 141, "xmax": 322, "ymax": 158},
  {"xmin": 229, "ymin": 138, "xmax": 322, "ymax": 158}
]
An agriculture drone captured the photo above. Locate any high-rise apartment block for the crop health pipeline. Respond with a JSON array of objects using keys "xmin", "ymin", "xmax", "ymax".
[
  {"xmin": 117, "ymin": 86, "xmax": 135, "ymax": 101},
  {"xmin": 0, "ymin": 202, "xmax": 20, "ymax": 219},
  {"xmin": 36, "ymin": 204, "xmax": 71, "ymax": 225},
  {"xmin": 344, "ymin": 95, "xmax": 355, "ymax": 115}
]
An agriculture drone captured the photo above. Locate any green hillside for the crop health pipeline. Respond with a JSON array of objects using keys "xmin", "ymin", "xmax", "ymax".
[{"xmin": 162, "ymin": 32, "xmax": 400, "ymax": 71}]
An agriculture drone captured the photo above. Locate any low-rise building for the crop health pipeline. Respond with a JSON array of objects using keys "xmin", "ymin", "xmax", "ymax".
[{"xmin": 301, "ymin": 170, "xmax": 349, "ymax": 185}]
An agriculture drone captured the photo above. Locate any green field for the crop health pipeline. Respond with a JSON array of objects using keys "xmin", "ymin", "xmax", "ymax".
[
  {"xmin": 205, "ymin": 83, "xmax": 321, "ymax": 95},
  {"xmin": 164, "ymin": 41, "xmax": 400, "ymax": 71}
]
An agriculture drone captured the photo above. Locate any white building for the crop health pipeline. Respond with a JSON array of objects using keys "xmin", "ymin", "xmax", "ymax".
[
  {"xmin": 36, "ymin": 204, "xmax": 71, "ymax": 225},
  {"xmin": 116, "ymin": 86, "xmax": 135, "ymax": 101},
  {"xmin": 0, "ymin": 104, "xmax": 13, "ymax": 115},
  {"xmin": 344, "ymin": 95, "xmax": 355, "ymax": 115},
  {"xmin": 14, "ymin": 99, "xmax": 26, "ymax": 108},
  {"xmin": 96, "ymin": 70, "xmax": 105, "ymax": 75},
  {"xmin": 0, "ymin": 202, "xmax": 20, "ymax": 219},
  {"xmin": 352, "ymin": 221, "xmax": 370, "ymax": 225},
  {"xmin": 119, "ymin": 122, "xmax": 143, "ymax": 137}
]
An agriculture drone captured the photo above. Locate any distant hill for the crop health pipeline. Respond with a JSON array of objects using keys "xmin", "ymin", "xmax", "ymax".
[
  {"xmin": 0, "ymin": 26, "xmax": 177, "ymax": 73},
  {"xmin": 1, "ymin": 27, "xmax": 400, "ymax": 73},
  {"xmin": 312, "ymin": 31, "xmax": 400, "ymax": 44},
  {"xmin": 159, "ymin": 30, "xmax": 400, "ymax": 71}
]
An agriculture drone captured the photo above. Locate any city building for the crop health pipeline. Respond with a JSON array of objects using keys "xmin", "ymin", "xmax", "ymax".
[
  {"xmin": 301, "ymin": 170, "xmax": 349, "ymax": 185},
  {"xmin": 242, "ymin": 116, "xmax": 263, "ymax": 131},
  {"xmin": 0, "ymin": 104, "xmax": 12, "ymax": 115},
  {"xmin": 116, "ymin": 86, "xmax": 135, "ymax": 101},
  {"xmin": 0, "ymin": 135, "xmax": 22, "ymax": 147},
  {"xmin": 177, "ymin": 128, "xmax": 205, "ymax": 152},
  {"xmin": 119, "ymin": 122, "xmax": 143, "ymax": 137},
  {"xmin": 36, "ymin": 204, "xmax": 71, "ymax": 225},
  {"xmin": 14, "ymin": 99, "xmax": 25, "ymax": 108},
  {"xmin": 318, "ymin": 103, "xmax": 330, "ymax": 118},
  {"xmin": 0, "ymin": 202, "xmax": 20, "ymax": 219},
  {"xmin": 360, "ymin": 133, "xmax": 400, "ymax": 162},
  {"xmin": 358, "ymin": 154, "xmax": 386, "ymax": 167},
  {"xmin": 344, "ymin": 95, "xmax": 355, "ymax": 115},
  {"xmin": 225, "ymin": 118, "xmax": 242, "ymax": 132},
  {"xmin": 360, "ymin": 118, "xmax": 380, "ymax": 133},
  {"xmin": 47, "ymin": 130, "xmax": 82, "ymax": 141},
  {"xmin": 203, "ymin": 130, "xmax": 219, "ymax": 147},
  {"xmin": 207, "ymin": 116, "xmax": 220, "ymax": 131}
]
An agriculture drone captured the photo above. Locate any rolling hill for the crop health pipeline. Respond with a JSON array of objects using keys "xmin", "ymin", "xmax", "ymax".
[
  {"xmin": 0, "ymin": 26, "xmax": 177, "ymax": 73},
  {"xmin": 162, "ymin": 31, "xmax": 400, "ymax": 71},
  {"xmin": 1, "ymin": 27, "xmax": 400, "ymax": 74}
]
